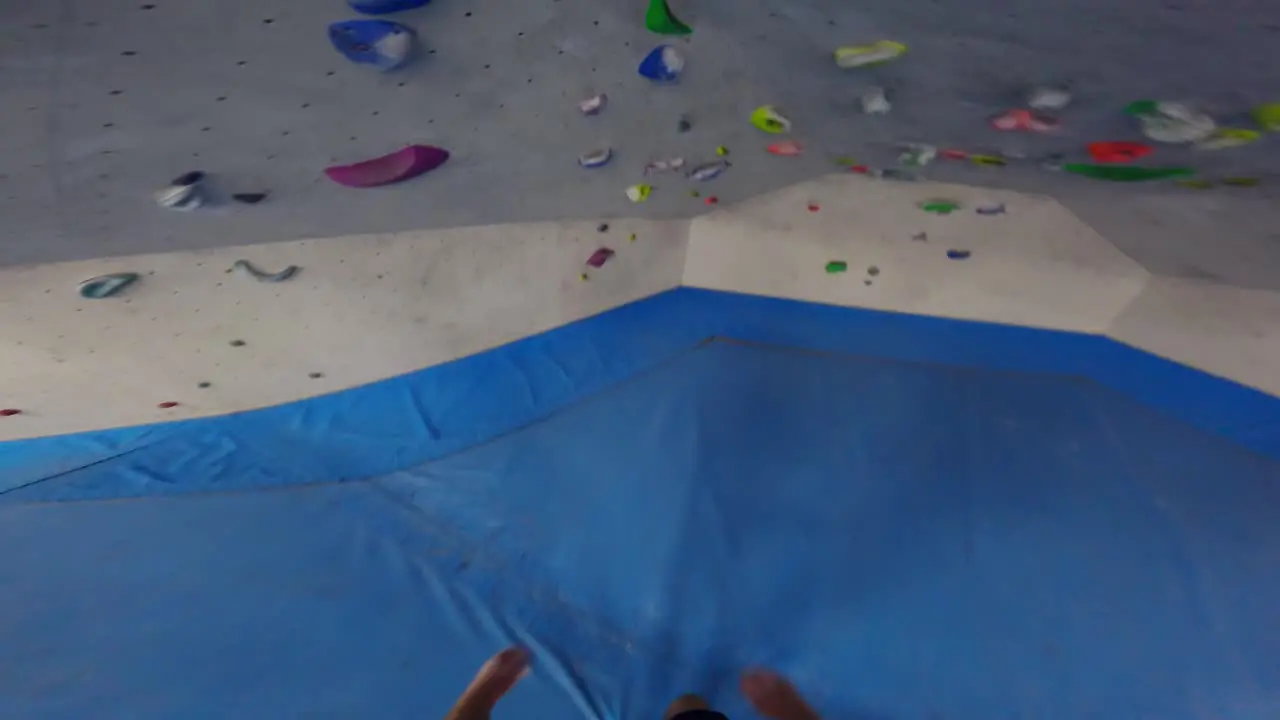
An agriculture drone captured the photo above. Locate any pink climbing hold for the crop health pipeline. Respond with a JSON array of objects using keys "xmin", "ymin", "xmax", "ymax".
[
  {"xmin": 0, "ymin": 408, "xmax": 21, "ymax": 417},
  {"xmin": 990, "ymin": 109, "xmax": 1058, "ymax": 133},
  {"xmin": 586, "ymin": 248, "xmax": 615, "ymax": 268},
  {"xmin": 767, "ymin": 141, "xmax": 804, "ymax": 156},
  {"xmin": 324, "ymin": 145, "xmax": 449, "ymax": 188}
]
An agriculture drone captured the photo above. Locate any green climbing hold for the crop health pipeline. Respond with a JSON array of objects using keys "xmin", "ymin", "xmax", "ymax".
[
  {"xmin": 1253, "ymin": 102, "xmax": 1280, "ymax": 132},
  {"xmin": 1123, "ymin": 100, "xmax": 1160, "ymax": 116},
  {"xmin": 750, "ymin": 106, "xmax": 792, "ymax": 134},
  {"xmin": 645, "ymin": 0, "xmax": 691, "ymax": 35},
  {"xmin": 919, "ymin": 199, "xmax": 961, "ymax": 215},
  {"xmin": 825, "ymin": 261, "xmax": 848, "ymax": 274},
  {"xmin": 1063, "ymin": 164, "xmax": 1194, "ymax": 182}
]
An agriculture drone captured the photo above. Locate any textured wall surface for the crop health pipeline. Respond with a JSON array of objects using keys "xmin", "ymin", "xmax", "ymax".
[{"xmin": 2, "ymin": 0, "xmax": 1279, "ymax": 286}]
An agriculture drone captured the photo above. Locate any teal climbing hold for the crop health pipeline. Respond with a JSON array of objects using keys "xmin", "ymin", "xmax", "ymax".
[{"xmin": 79, "ymin": 273, "xmax": 139, "ymax": 299}]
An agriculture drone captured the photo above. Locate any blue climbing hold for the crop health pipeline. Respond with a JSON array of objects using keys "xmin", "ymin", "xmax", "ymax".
[
  {"xmin": 348, "ymin": 0, "xmax": 430, "ymax": 14},
  {"xmin": 638, "ymin": 45, "xmax": 684, "ymax": 83},
  {"xmin": 328, "ymin": 19, "xmax": 416, "ymax": 71}
]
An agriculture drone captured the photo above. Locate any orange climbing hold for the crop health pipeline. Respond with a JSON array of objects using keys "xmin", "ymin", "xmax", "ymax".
[{"xmin": 1087, "ymin": 141, "xmax": 1153, "ymax": 163}]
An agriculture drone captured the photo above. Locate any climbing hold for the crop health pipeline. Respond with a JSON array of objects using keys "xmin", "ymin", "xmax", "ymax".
[
  {"xmin": 990, "ymin": 109, "xmax": 1059, "ymax": 132},
  {"xmin": 597, "ymin": 223, "xmax": 609, "ymax": 233},
  {"xmin": 1253, "ymin": 102, "xmax": 1280, "ymax": 131},
  {"xmin": 586, "ymin": 248, "xmax": 615, "ymax": 268},
  {"xmin": 750, "ymin": 106, "xmax": 791, "ymax": 134},
  {"xmin": 231, "ymin": 260, "xmax": 299, "ymax": 283},
  {"xmin": 1063, "ymin": 164, "xmax": 1194, "ymax": 182},
  {"xmin": 867, "ymin": 266, "xmax": 880, "ymax": 277},
  {"xmin": 975, "ymin": 203, "xmax": 1007, "ymax": 216},
  {"xmin": 79, "ymin": 272, "xmax": 139, "ymax": 299},
  {"xmin": 156, "ymin": 171, "xmax": 205, "ymax": 211},
  {"xmin": 861, "ymin": 87, "xmax": 891, "ymax": 115},
  {"xmin": 704, "ymin": 196, "xmax": 719, "ymax": 205},
  {"xmin": 1195, "ymin": 128, "xmax": 1260, "ymax": 150},
  {"xmin": 1087, "ymin": 141, "xmax": 1153, "ymax": 163},
  {"xmin": 638, "ymin": 45, "xmax": 684, "ymax": 83},
  {"xmin": 687, "ymin": 160, "xmax": 729, "ymax": 181},
  {"xmin": 939, "ymin": 149, "xmax": 969, "ymax": 160},
  {"xmin": 833, "ymin": 40, "xmax": 906, "ymax": 69},
  {"xmin": 1222, "ymin": 177, "xmax": 1260, "ymax": 187},
  {"xmin": 825, "ymin": 261, "xmax": 848, "ymax": 274},
  {"xmin": 645, "ymin": 157, "xmax": 686, "ymax": 174},
  {"xmin": 629, "ymin": 233, "xmax": 637, "ymax": 242},
  {"xmin": 677, "ymin": 116, "xmax": 693, "ymax": 133},
  {"xmin": 1129, "ymin": 101, "xmax": 1216, "ymax": 144},
  {"xmin": 325, "ymin": 145, "xmax": 448, "ymax": 187},
  {"xmin": 229, "ymin": 339, "xmax": 247, "ymax": 347},
  {"xmin": 578, "ymin": 148, "xmax": 613, "ymax": 169},
  {"xmin": 157, "ymin": 402, "xmax": 180, "ymax": 409},
  {"xmin": 715, "ymin": 145, "xmax": 730, "ymax": 157},
  {"xmin": 0, "ymin": 409, "xmax": 22, "ymax": 417},
  {"xmin": 232, "ymin": 192, "xmax": 268, "ymax": 204},
  {"xmin": 328, "ymin": 19, "xmax": 415, "ymax": 71},
  {"xmin": 1027, "ymin": 87, "xmax": 1071, "ymax": 111},
  {"xmin": 1176, "ymin": 179, "xmax": 1214, "ymax": 189},
  {"xmin": 768, "ymin": 141, "xmax": 804, "ymax": 157},
  {"xmin": 833, "ymin": 156, "xmax": 858, "ymax": 167},
  {"xmin": 309, "ymin": 372, "xmax": 325, "ymax": 379},
  {"xmin": 919, "ymin": 199, "xmax": 961, "ymax": 214},
  {"xmin": 348, "ymin": 0, "xmax": 430, "ymax": 13},
  {"xmin": 898, "ymin": 144, "xmax": 937, "ymax": 167},
  {"xmin": 807, "ymin": 203, "xmax": 820, "ymax": 212},
  {"xmin": 579, "ymin": 273, "xmax": 589, "ymax": 281},
  {"xmin": 911, "ymin": 232, "xmax": 928, "ymax": 242},
  {"xmin": 947, "ymin": 249, "xmax": 972, "ymax": 260},
  {"xmin": 198, "ymin": 382, "xmax": 212, "ymax": 389},
  {"xmin": 578, "ymin": 94, "xmax": 607, "ymax": 116},
  {"xmin": 969, "ymin": 154, "xmax": 1007, "ymax": 167},
  {"xmin": 645, "ymin": 0, "xmax": 692, "ymax": 35},
  {"xmin": 626, "ymin": 184, "xmax": 652, "ymax": 202},
  {"xmin": 689, "ymin": 190, "xmax": 700, "ymax": 197}
]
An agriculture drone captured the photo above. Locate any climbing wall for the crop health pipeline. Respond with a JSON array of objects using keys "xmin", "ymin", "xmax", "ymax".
[{"xmin": 2, "ymin": 0, "xmax": 1280, "ymax": 286}]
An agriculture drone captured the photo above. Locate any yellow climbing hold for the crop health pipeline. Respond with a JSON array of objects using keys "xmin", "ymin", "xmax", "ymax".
[
  {"xmin": 1253, "ymin": 102, "xmax": 1280, "ymax": 132},
  {"xmin": 1175, "ymin": 179, "xmax": 1214, "ymax": 189},
  {"xmin": 1196, "ymin": 128, "xmax": 1261, "ymax": 150},
  {"xmin": 626, "ymin": 184, "xmax": 652, "ymax": 203},
  {"xmin": 715, "ymin": 145, "xmax": 730, "ymax": 156},
  {"xmin": 579, "ymin": 272, "xmax": 590, "ymax": 281},
  {"xmin": 834, "ymin": 40, "xmax": 907, "ymax": 69},
  {"xmin": 629, "ymin": 233, "xmax": 637, "ymax": 242},
  {"xmin": 750, "ymin": 106, "xmax": 791, "ymax": 134},
  {"xmin": 969, "ymin": 154, "xmax": 1007, "ymax": 167}
]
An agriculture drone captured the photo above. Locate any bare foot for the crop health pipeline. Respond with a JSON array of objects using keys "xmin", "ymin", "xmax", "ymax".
[
  {"xmin": 445, "ymin": 647, "xmax": 530, "ymax": 720},
  {"xmin": 740, "ymin": 669, "xmax": 820, "ymax": 720},
  {"xmin": 664, "ymin": 693, "xmax": 711, "ymax": 720}
]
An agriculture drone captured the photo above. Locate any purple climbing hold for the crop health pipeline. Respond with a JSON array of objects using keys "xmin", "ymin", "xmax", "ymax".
[
  {"xmin": 325, "ymin": 145, "xmax": 448, "ymax": 187},
  {"xmin": 586, "ymin": 248, "xmax": 616, "ymax": 268},
  {"xmin": 348, "ymin": 0, "xmax": 430, "ymax": 14}
]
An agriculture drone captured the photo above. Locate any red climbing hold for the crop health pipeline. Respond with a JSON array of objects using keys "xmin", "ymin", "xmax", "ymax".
[
  {"xmin": 0, "ymin": 408, "xmax": 21, "ymax": 417},
  {"xmin": 324, "ymin": 145, "xmax": 449, "ymax": 188},
  {"xmin": 850, "ymin": 165, "xmax": 871, "ymax": 174},
  {"xmin": 807, "ymin": 203, "xmax": 820, "ymax": 212},
  {"xmin": 704, "ymin": 196, "xmax": 719, "ymax": 205},
  {"xmin": 157, "ymin": 402, "xmax": 180, "ymax": 409},
  {"xmin": 1087, "ymin": 141, "xmax": 1153, "ymax": 164}
]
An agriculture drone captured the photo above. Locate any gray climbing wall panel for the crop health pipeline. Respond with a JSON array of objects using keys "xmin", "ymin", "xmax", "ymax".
[{"xmin": 2, "ymin": 0, "xmax": 1280, "ymax": 286}]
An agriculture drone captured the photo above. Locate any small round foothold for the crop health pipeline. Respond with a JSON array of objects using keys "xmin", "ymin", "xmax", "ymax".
[
  {"xmin": 0, "ymin": 408, "xmax": 22, "ymax": 417},
  {"xmin": 705, "ymin": 196, "xmax": 719, "ymax": 205},
  {"xmin": 579, "ymin": 272, "xmax": 589, "ymax": 281},
  {"xmin": 229, "ymin": 339, "xmax": 246, "ymax": 347},
  {"xmin": 197, "ymin": 382, "xmax": 212, "ymax": 389},
  {"xmin": 308, "ymin": 372, "xmax": 324, "ymax": 379},
  {"xmin": 598, "ymin": 223, "xmax": 609, "ymax": 232},
  {"xmin": 157, "ymin": 401, "xmax": 179, "ymax": 409},
  {"xmin": 628, "ymin": 233, "xmax": 637, "ymax": 242}
]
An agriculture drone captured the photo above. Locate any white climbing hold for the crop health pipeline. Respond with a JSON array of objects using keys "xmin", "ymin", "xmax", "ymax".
[
  {"xmin": 1028, "ymin": 87, "xmax": 1071, "ymax": 111},
  {"xmin": 861, "ymin": 87, "xmax": 891, "ymax": 115}
]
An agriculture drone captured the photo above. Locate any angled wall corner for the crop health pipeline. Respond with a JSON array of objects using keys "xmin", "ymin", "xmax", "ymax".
[
  {"xmin": 1106, "ymin": 277, "xmax": 1280, "ymax": 399},
  {"xmin": 0, "ymin": 220, "xmax": 689, "ymax": 441},
  {"xmin": 681, "ymin": 174, "xmax": 1150, "ymax": 333}
]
